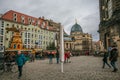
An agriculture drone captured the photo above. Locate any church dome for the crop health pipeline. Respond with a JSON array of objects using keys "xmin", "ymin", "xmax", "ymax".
[{"xmin": 70, "ymin": 23, "xmax": 83, "ymax": 34}]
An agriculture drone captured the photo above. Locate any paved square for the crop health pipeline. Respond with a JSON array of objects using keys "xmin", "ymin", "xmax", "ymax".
[{"xmin": 0, "ymin": 56, "xmax": 120, "ymax": 80}]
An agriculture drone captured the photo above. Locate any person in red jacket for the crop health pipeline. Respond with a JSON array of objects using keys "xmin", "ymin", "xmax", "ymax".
[{"xmin": 64, "ymin": 51, "xmax": 68, "ymax": 63}]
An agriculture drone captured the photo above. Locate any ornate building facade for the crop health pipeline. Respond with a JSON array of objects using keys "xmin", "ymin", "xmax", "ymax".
[
  {"xmin": 64, "ymin": 22, "xmax": 92, "ymax": 54},
  {"xmin": 98, "ymin": 0, "xmax": 120, "ymax": 56},
  {"xmin": 0, "ymin": 10, "xmax": 60, "ymax": 51}
]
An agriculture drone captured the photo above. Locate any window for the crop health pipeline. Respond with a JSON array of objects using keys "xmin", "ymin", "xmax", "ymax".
[
  {"xmin": 108, "ymin": 0, "xmax": 113, "ymax": 18},
  {"xmin": 0, "ymin": 36, "xmax": 3, "ymax": 42},
  {"xmin": 12, "ymin": 24, "xmax": 14, "ymax": 27},
  {"xmin": 31, "ymin": 40, "xmax": 33, "ymax": 43},
  {"xmin": 13, "ymin": 13, "xmax": 17, "ymax": 16},
  {"xmin": 1, "ymin": 29, "xmax": 4, "ymax": 35},
  {"xmin": 28, "ymin": 17, "xmax": 32, "ymax": 24},
  {"xmin": 25, "ymin": 33, "xmax": 27, "ymax": 37},
  {"xmin": 28, "ymin": 33, "xmax": 30, "ymax": 38},
  {"xmin": 21, "ymin": 16, "xmax": 25, "ymax": 23},
  {"xmin": 13, "ymin": 13, "xmax": 17, "ymax": 22},
  {"xmin": 28, "ymin": 39, "xmax": 30, "ymax": 44},
  {"xmin": 66, "ymin": 43, "xmax": 68, "ymax": 48},
  {"xmin": 1, "ymin": 21, "xmax": 4, "ymax": 27},
  {"xmin": 14, "ymin": 18, "xmax": 17, "ymax": 21},
  {"xmin": 6, "ymin": 24, "xmax": 9, "ymax": 26},
  {"xmin": 32, "ymin": 34, "xmax": 33, "ymax": 38},
  {"xmin": 21, "ymin": 26, "xmax": 23, "ymax": 29},
  {"xmin": 24, "ymin": 39, "xmax": 27, "ymax": 44},
  {"xmin": 6, "ymin": 31, "xmax": 9, "ymax": 33}
]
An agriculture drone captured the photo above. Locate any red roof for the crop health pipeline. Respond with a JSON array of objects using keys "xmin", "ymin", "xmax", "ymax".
[
  {"xmin": 1, "ymin": 10, "xmax": 59, "ymax": 31},
  {"xmin": 2, "ymin": 10, "xmax": 45, "ymax": 28}
]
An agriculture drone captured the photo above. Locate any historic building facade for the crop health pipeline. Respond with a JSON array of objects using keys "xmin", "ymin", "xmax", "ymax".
[
  {"xmin": 64, "ymin": 22, "xmax": 92, "ymax": 54},
  {"xmin": 0, "ymin": 10, "xmax": 60, "ymax": 51},
  {"xmin": 98, "ymin": 0, "xmax": 120, "ymax": 56},
  {"xmin": 0, "ymin": 15, "xmax": 4, "ymax": 52}
]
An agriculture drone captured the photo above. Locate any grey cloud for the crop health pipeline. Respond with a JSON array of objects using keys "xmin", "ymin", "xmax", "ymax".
[{"xmin": 0, "ymin": 0, "xmax": 100, "ymax": 41}]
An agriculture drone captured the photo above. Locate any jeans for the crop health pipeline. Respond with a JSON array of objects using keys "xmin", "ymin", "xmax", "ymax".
[
  {"xmin": 18, "ymin": 66, "xmax": 23, "ymax": 77},
  {"xmin": 56, "ymin": 58, "xmax": 59, "ymax": 64},
  {"xmin": 103, "ymin": 61, "xmax": 111, "ymax": 68},
  {"xmin": 49, "ymin": 58, "xmax": 53, "ymax": 64},
  {"xmin": 110, "ymin": 61, "xmax": 117, "ymax": 70}
]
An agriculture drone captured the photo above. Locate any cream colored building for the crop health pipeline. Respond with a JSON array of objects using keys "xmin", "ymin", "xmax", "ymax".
[
  {"xmin": 64, "ymin": 22, "xmax": 92, "ymax": 54},
  {"xmin": 0, "ymin": 10, "xmax": 60, "ymax": 51}
]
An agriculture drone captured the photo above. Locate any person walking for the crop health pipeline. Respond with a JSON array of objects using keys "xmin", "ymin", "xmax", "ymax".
[
  {"xmin": 64, "ymin": 51, "xmax": 68, "ymax": 63},
  {"xmin": 56, "ymin": 47, "xmax": 59, "ymax": 64},
  {"xmin": 102, "ymin": 49, "xmax": 111, "ymax": 68},
  {"xmin": 67, "ymin": 51, "xmax": 71, "ymax": 63},
  {"xmin": 48, "ymin": 51, "xmax": 53, "ymax": 64},
  {"xmin": 109, "ymin": 45, "xmax": 118, "ymax": 72},
  {"xmin": 16, "ymin": 50, "xmax": 26, "ymax": 79}
]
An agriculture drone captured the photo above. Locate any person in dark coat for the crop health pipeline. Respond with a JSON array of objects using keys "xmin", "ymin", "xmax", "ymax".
[
  {"xmin": 16, "ymin": 50, "xmax": 26, "ymax": 79},
  {"xmin": 56, "ymin": 48, "xmax": 59, "ymax": 64},
  {"xmin": 109, "ymin": 46, "xmax": 118, "ymax": 72},
  {"xmin": 48, "ymin": 51, "xmax": 53, "ymax": 64},
  {"xmin": 102, "ymin": 49, "xmax": 111, "ymax": 68}
]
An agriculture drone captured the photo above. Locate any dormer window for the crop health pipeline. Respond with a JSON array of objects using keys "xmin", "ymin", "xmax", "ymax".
[
  {"xmin": 41, "ymin": 22, "xmax": 45, "ymax": 28},
  {"xmin": 21, "ymin": 16, "xmax": 25, "ymax": 23},
  {"xmin": 13, "ymin": 13, "xmax": 17, "ymax": 16},
  {"xmin": 28, "ymin": 17, "xmax": 32, "ymax": 24},
  {"xmin": 13, "ymin": 13, "xmax": 17, "ymax": 22}
]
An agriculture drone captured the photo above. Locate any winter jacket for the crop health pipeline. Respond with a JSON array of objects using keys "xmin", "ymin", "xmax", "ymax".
[
  {"xmin": 109, "ymin": 48, "xmax": 118, "ymax": 61},
  {"xmin": 103, "ymin": 52, "xmax": 109, "ymax": 62},
  {"xmin": 16, "ymin": 53, "xmax": 26, "ymax": 66}
]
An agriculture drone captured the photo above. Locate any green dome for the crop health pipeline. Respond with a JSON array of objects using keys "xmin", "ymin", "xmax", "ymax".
[{"xmin": 71, "ymin": 23, "xmax": 83, "ymax": 34}]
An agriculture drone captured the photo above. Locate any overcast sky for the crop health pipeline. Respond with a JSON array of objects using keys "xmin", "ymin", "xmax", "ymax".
[{"xmin": 0, "ymin": 0, "xmax": 100, "ymax": 41}]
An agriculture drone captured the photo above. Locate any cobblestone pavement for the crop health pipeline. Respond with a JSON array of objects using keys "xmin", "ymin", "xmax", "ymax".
[{"xmin": 0, "ymin": 56, "xmax": 120, "ymax": 80}]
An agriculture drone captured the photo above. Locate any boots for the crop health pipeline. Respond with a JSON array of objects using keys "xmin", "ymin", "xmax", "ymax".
[{"xmin": 112, "ymin": 68, "xmax": 118, "ymax": 72}]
